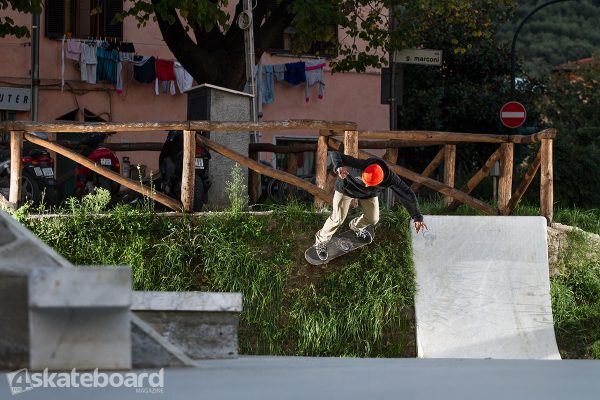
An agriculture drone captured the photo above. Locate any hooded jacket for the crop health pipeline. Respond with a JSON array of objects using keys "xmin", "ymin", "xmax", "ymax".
[{"xmin": 331, "ymin": 151, "xmax": 423, "ymax": 222}]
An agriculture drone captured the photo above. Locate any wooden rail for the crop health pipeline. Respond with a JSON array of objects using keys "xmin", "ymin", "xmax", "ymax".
[
  {"xmin": 1, "ymin": 119, "xmax": 353, "ymax": 212},
  {"xmin": 1, "ymin": 119, "xmax": 554, "ymax": 223}
]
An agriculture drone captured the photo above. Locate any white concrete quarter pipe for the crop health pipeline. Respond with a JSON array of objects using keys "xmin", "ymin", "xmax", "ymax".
[{"xmin": 411, "ymin": 216, "xmax": 561, "ymax": 360}]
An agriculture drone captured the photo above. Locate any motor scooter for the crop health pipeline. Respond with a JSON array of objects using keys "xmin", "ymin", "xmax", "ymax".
[
  {"xmin": 159, "ymin": 130, "xmax": 211, "ymax": 211},
  {"xmin": 75, "ymin": 132, "xmax": 120, "ymax": 198},
  {"xmin": 0, "ymin": 133, "xmax": 58, "ymax": 207}
]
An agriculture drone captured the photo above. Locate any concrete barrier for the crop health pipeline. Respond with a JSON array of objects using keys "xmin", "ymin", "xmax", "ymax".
[
  {"xmin": 28, "ymin": 267, "xmax": 132, "ymax": 370},
  {"xmin": 0, "ymin": 210, "xmax": 71, "ymax": 370},
  {"xmin": 132, "ymin": 291, "xmax": 242, "ymax": 359}
]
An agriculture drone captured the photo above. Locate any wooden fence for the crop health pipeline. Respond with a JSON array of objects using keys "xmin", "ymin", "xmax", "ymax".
[{"xmin": 0, "ymin": 120, "xmax": 555, "ymax": 223}]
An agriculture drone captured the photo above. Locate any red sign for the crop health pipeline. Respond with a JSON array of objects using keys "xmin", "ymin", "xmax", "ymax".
[{"xmin": 500, "ymin": 101, "xmax": 527, "ymax": 128}]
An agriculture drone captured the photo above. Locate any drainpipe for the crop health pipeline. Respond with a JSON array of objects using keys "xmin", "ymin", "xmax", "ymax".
[{"xmin": 31, "ymin": 12, "xmax": 40, "ymax": 121}]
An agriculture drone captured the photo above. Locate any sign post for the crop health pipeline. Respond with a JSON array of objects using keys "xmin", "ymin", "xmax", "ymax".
[
  {"xmin": 394, "ymin": 49, "xmax": 443, "ymax": 66},
  {"xmin": 500, "ymin": 101, "xmax": 527, "ymax": 129}
]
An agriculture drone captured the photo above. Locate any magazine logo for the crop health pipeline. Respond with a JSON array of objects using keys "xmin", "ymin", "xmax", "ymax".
[{"xmin": 5, "ymin": 368, "xmax": 164, "ymax": 395}]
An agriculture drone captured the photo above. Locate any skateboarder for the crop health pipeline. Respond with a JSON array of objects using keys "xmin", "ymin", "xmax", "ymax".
[{"xmin": 313, "ymin": 151, "xmax": 427, "ymax": 261}]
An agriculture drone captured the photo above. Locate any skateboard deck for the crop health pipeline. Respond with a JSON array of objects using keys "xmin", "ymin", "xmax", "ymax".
[{"xmin": 305, "ymin": 226, "xmax": 375, "ymax": 266}]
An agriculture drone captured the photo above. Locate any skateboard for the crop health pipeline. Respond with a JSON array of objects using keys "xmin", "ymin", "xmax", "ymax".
[{"xmin": 304, "ymin": 226, "xmax": 375, "ymax": 266}]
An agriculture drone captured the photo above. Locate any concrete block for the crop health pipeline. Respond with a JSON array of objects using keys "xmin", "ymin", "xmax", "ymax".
[
  {"xmin": 187, "ymin": 84, "xmax": 252, "ymax": 208},
  {"xmin": 0, "ymin": 210, "xmax": 71, "ymax": 369},
  {"xmin": 132, "ymin": 291, "xmax": 242, "ymax": 359},
  {"xmin": 131, "ymin": 313, "xmax": 194, "ymax": 368},
  {"xmin": 28, "ymin": 267, "xmax": 132, "ymax": 370}
]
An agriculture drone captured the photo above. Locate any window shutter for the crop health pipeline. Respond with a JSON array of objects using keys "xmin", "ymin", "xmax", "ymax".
[
  {"xmin": 104, "ymin": 0, "xmax": 123, "ymax": 39},
  {"xmin": 45, "ymin": 0, "xmax": 66, "ymax": 38}
]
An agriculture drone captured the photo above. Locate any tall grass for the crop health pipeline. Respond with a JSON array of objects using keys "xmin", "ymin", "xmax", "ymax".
[{"xmin": 18, "ymin": 191, "xmax": 416, "ymax": 357}]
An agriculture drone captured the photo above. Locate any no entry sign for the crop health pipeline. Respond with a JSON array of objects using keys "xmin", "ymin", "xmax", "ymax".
[{"xmin": 500, "ymin": 101, "xmax": 527, "ymax": 129}]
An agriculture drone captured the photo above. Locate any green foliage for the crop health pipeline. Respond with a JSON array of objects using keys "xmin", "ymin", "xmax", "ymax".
[
  {"xmin": 0, "ymin": 0, "xmax": 42, "ymax": 38},
  {"xmin": 225, "ymin": 163, "xmax": 249, "ymax": 214},
  {"xmin": 550, "ymin": 230, "xmax": 600, "ymax": 359},
  {"xmin": 497, "ymin": 0, "xmax": 600, "ymax": 78},
  {"xmin": 123, "ymin": 0, "xmax": 516, "ymax": 80},
  {"xmin": 538, "ymin": 60, "xmax": 600, "ymax": 207}
]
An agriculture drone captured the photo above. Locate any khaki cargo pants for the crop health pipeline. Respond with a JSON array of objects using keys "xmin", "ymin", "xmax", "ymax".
[{"xmin": 315, "ymin": 191, "xmax": 379, "ymax": 245}]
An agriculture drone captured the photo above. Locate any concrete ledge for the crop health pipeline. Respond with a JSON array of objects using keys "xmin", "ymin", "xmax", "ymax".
[
  {"xmin": 132, "ymin": 291, "xmax": 242, "ymax": 312},
  {"xmin": 132, "ymin": 291, "xmax": 242, "ymax": 360}
]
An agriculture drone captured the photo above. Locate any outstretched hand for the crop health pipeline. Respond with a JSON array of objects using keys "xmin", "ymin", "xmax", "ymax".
[
  {"xmin": 414, "ymin": 221, "xmax": 428, "ymax": 235},
  {"xmin": 336, "ymin": 167, "xmax": 349, "ymax": 179}
]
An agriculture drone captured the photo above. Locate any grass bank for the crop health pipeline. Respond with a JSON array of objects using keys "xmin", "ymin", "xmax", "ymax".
[
  {"xmin": 9, "ymin": 192, "xmax": 600, "ymax": 359},
  {"xmin": 14, "ymin": 192, "xmax": 416, "ymax": 357}
]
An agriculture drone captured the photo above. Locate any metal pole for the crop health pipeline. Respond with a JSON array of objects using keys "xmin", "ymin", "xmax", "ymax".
[
  {"xmin": 31, "ymin": 12, "xmax": 40, "ymax": 121},
  {"xmin": 239, "ymin": 0, "xmax": 258, "ymax": 137},
  {"xmin": 510, "ymin": 0, "xmax": 572, "ymax": 101}
]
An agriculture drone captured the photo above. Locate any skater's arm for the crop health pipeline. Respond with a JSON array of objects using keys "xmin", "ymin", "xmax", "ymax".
[
  {"xmin": 330, "ymin": 151, "xmax": 369, "ymax": 173},
  {"xmin": 389, "ymin": 174, "xmax": 424, "ymax": 222}
]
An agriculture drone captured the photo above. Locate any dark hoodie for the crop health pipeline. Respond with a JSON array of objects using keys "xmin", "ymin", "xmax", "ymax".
[{"xmin": 331, "ymin": 151, "xmax": 423, "ymax": 222}]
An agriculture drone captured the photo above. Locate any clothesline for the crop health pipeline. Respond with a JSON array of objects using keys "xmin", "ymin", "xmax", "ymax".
[
  {"xmin": 61, "ymin": 37, "xmax": 193, "ymax": 96},
  {"xmin": 259, "ymin": 59, "xmax": 327, "ymax": 106}
]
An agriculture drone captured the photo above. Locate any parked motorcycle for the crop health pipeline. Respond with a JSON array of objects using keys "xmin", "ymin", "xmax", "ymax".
[
  {"xmin": 0, "ymin": 133, "xmax": 58, "ymax": 207},
  {"xmin": 159, "ymin": 130, "xmax": 211, "ymax": 211},
  {"xmin": 75, "ymin": 132, "xmax": 120, "ymax": 198}
]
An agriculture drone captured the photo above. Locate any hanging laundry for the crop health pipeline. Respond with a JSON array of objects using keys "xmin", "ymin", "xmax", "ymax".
[
  {"xmin": 80, "ymin": 42, "xmax": 98, "ymax": 84},
  {"xmin": 155, "ymin": 58, "xmax": 176, "ymax": 95},
  {"xmin": 133, "ymin": 56, "xmax": 156, "ymax": 84},
  {"xmin": 273, "ymin": 64, "xmax": 286, "ymax": 82},
  {"xmin": 284, "ymin": 61, "xmax": 306, "ymax": 85},
  {"xmin": 66, "ymin": 39, "xmax": 82, "ymax": 61},
  {"xmin": 174, "ymin": 62, "xmax": 193, "ymax": 93},
  {"xmin": 260, "ymin": 65, "xmax": 275, "ymax": 105},
  {"xmin": 96, "ymin": 47, "xmax": 119, "ymax": 86},
  {"xmin": 304, "ymin": 59, "xmax": 326, "ymax": 102},
  {"xmin": 115, "ymin": 43, "xmax": 135, "ymax": 94}
]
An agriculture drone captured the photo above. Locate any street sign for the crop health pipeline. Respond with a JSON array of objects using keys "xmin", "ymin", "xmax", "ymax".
[
  {"xmin": 500, "ymin": 101, "xmax": 527, "ymax": 129},
  {"xmin": 393, "ymin": 49, "xmax": 442, "ymax": 66},
  {"xmin": 0, "ymin": 87, "xmax": 30, "ymax": 111}
]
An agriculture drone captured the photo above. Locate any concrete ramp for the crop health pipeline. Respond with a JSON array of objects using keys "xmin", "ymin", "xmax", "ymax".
[{"xmin": 411, "ymin": 216, "xmax": 560, "ymax": 359}]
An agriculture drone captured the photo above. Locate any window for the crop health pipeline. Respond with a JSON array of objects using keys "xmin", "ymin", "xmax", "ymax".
[
  {"xmin": 269, "ymin": 26, "xmax": 338, "ymax": 58},
  {"xmin": 45, "ymin": 0, "xmax": 123, "ymax": 40}
]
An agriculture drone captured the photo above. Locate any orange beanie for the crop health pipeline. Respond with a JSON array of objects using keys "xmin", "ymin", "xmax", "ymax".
[{"xmin": 362, "ymin": 164, "xmax": 384, "ymax": 186}]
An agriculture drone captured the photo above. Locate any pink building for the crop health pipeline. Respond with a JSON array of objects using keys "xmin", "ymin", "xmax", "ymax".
[{"xmin": 0, "ymin": 3, "xmax": 388, "ymax": 197}]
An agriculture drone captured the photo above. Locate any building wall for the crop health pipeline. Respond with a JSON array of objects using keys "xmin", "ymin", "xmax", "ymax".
[{"xmin": 0, "ymin": 6, "xmax": 387, "ymax": 187}]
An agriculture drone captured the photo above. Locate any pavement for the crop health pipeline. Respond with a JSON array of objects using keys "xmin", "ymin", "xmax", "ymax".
[{"xmin": 2, "ymin": 356, "xmax": 600, "ymax": 400}]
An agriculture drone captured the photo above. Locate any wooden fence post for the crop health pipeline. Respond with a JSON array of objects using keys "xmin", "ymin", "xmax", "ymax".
[
  {"xmin": 249, "ymin": 150, "xmax": 260, "ymax": 203},
  {"xmin": 540, "ymin": 138, "xmax": 554, "ymax": 224},
  {"xmin": 9, "ymin": 130, "xmax": 23, "ymax": 206},
  {"xmin": 286, "ymin": 152, "xmax": 298, "ymax": 199},
  {"xmin": 181, "ymin": 130, "xmax": 196, "ymax": 212},
  {"xmin": 383, "ymin": 147, "xmax": 398, "ymax": 207},
  {"xmin": 314, "ymin": 131, "xmax": 329, "ymax": 210},
  {"xmin": 498, "ymin": 143, "xmax": 514, "ymax": 213},
  {"xmin": 443, "ymin": 144, "xmax": 456, "ymax": 207},
  {"xmin": 344, "ymin": 130, "xmax": 359, "ymax": 158},
  {"xmin": 344, "ymin": 130, "xmax": 359, "ymax": 207}
]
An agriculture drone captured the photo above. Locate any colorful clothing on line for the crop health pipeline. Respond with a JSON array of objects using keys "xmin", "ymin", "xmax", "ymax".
[
  {"xmin": 174, "ymin": 62, "xmax": 193, "ymax": 93},
  {"xmin": 80, "ymin": 42, "xmax": 98, "ymax": 84},
  {"xmin": 133, "ymin": 56, "xmax": 156, "ymax": 84},
  {"xmin": 96, "ymin": 47, "xmax": 119, "ymax": 85},
  {"xmin": 66, "ymin": 39, "xmax": 82, "ymax": 61},
  {"xmin": 273, "ymin": 64, "xmax": 286, "ymax": 81},
  {"xmin": 284, "ymin": 61, "xmax": 306, "ymax": 85},
  {"xmin": 260, "ymin": 65, "xmax": 275, "ymax": 105},
  {"xmin": 155, "ymin": 58, "xmax": 176, "ymax": 95},
  {"xmin": 305, "ymin": 59, "xmax": 326, "ymax": 102}
]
